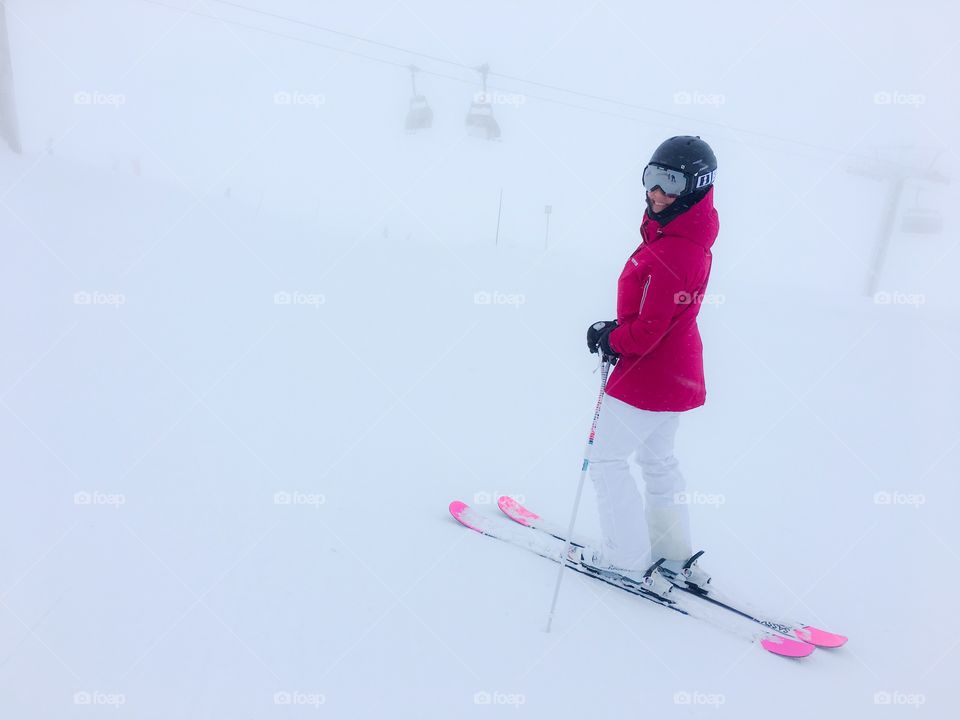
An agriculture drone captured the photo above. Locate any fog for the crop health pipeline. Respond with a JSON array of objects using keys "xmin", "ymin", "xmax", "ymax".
[
  {"xmin": 2, "ymin": 1, "xmax": 958, "ymax": 718},
  {"xmin": 7, "ymin": 0, "xmax": 959, "ymax": 296}
]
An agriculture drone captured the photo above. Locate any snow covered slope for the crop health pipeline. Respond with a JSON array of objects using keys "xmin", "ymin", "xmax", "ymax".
[
  {"xmin": 2, "ymin": 146, "xmax": 958, "ymax": 718},
  {"xmin": 2, "ymin": 0, "xmax": 959, "ymax": 716}
]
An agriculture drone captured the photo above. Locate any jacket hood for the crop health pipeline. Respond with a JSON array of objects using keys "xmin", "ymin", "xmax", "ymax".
[{"xmin": 644, "ymin": 186, "xmax": 718, "ymax": 250}]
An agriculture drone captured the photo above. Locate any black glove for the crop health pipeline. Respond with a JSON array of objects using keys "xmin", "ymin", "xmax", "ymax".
[{"xmin": 586, "ymin": 320, "xmax": 620, "ymax": 364}]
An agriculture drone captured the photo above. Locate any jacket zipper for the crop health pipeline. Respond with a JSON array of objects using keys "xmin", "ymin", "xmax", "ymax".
[{"xmin": 638, "ymin": 274, "xmax": 652, "ymax": 317}]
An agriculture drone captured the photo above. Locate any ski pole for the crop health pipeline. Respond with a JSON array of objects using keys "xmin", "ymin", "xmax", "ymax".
[{"xmin": 545, "ymin": 358, "xmax": 611, "ymax": 633}]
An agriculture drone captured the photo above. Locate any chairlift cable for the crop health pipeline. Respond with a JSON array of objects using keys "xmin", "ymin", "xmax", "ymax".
[
  {"xmin": 197, "ymin": 0, "xmax": 885, "ymax": 158},
  {"xmin": 205, "ymin": 0, "xmax": 475, "ymax": 71},
  {"xmin": 138, "ymin": 0, "xmax": 465, "ymax": 77},
  {"xmin": 136, "ymin": 0, "xmax": 688, "ymax": 129},
  {"xmin": 140, "ymin": 0, "xmax": 937, "ymax": 171}
]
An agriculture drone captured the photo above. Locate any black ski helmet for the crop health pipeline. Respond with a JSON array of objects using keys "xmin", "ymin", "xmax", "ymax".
[{"xmin": 645, "ymin": 136, "xmax": 717, "ymax": 196}]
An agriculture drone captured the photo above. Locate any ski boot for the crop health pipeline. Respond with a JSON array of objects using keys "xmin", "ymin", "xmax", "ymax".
[{"xmin": 566, "ymin": 547, "xmax": 673, "ymax": 598}]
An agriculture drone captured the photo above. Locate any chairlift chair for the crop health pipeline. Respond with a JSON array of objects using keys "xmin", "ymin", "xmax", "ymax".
[
  {"xmin": 465, "ymin": 100, "xmax": 501, "ymax": 140},
  {"xmin": 465, "ymin": 63, "xmax": 501, "ymax": 141},
  {"xmin": 405, "ymin": 66, "xmax": 433, "ymax": 132},
  {"xmin": 900, "ymin": 186, "xmax": 943, "ymax": 234},
  {"xmin": 901, "ymin": 208, "xmax": 942, "ymax": 234},
  {"xmin": 406, "ymin": 95, "xmax": 433, "ymax": 132}
]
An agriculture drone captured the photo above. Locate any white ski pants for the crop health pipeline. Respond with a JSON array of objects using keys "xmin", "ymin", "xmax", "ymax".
[{"xmin": 588, "ymin": 393, "xmax": 693, "ymax": 571}]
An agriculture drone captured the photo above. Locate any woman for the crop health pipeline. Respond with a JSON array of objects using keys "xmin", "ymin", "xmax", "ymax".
[{"xmin": 579, "ymin": 135, "xmax": 719, "ymax": 590}]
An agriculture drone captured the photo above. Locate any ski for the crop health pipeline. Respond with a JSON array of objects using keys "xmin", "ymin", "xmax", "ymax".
[
  {"xmin": 449, "ymin": 500, "xmax": 815, "ymax": 658},
  {"xmin": 495, "ymin": 495, "xmax": 847, "ymax": 649}
]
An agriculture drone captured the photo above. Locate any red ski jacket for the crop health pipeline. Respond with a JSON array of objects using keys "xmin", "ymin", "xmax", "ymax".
[{"xmin": 605, "ymin": 187, "xmax": 719, "ymax": 412}]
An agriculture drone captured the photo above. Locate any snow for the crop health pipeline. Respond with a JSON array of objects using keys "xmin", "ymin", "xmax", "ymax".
[{"xmin": 2, "ymin": 1, "xmax": 960, "ymax": 717}]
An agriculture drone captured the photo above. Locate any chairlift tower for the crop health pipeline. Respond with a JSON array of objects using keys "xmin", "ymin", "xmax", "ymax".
[{"xmin": 847, "ymin": 147, "xmax": 949, "ymax": 296}]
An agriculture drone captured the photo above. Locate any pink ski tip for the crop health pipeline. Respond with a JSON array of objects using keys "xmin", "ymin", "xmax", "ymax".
[
  {"xmin": 760, "ymin": 635, "xmax": 815, "ymax": 658},
  {"xmin": 497, "ymin": 495, "xmax": 539, "ymax": 526},
  {"xmin": 793, "ymin": 626, "xmax": 848, "ymax": 648},
  {"xmin": 448, "ymin": 501, "xmax": 483, "ymax": 533}
]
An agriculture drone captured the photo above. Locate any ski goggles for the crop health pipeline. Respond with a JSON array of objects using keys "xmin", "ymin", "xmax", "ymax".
[{"xmin": 642, "ymin": 163, "xmax": 690, "ymax": 197}]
